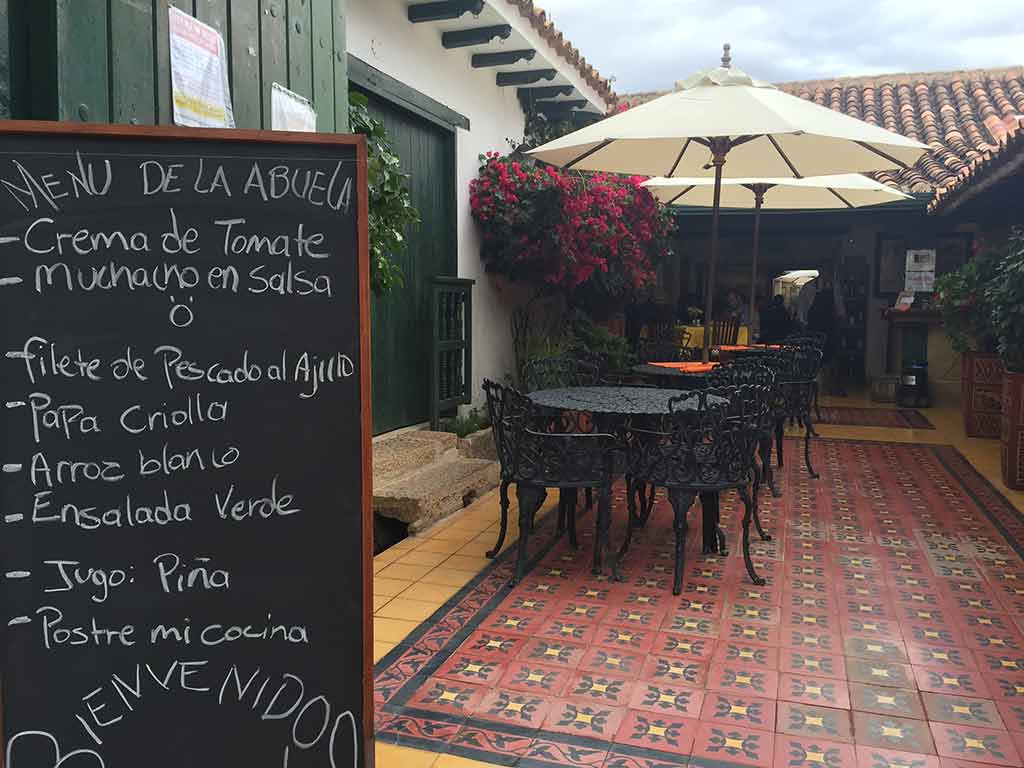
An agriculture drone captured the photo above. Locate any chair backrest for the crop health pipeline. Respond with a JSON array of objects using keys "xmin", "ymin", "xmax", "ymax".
[
  {"xmin": 631, "ymin": 385, "xmax": 769, "ymax": 491},
  {"xmin": 710, "ymin": 318, "xmax": 740, "ymax": 346},
  {"xmin": 706, "ymin": 359, "xmax": 776, "ymax": 389},
  {"xmin": 483, "ymin": 378, "xmax": 614, "ymax": 487},
  {"xmin": 783, "ymin": 331, "xmax": 827, "ymax": 351},
  {"xmin": 521, "ymin": 355, "xmax": 600, "ymax": 392},
  {"xmin": 482, "ymin": 378, "xmax": 523, "ymax": 476}
]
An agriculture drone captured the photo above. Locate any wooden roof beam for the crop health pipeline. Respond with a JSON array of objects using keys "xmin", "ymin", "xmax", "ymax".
[
  {"xmin": 497, "ymin": 69, "xmax": 557, "ymax": 87},
  {"xmin": 442, "ymin": 25, "xmax": 511, "ymax": 49},
  {"xmin": 472, "ymin": 49, "xmax": 536, "ymax": 68},
  {"xmin": 408, "ymin": 0, "xmax": 485, "ymax": 23}
]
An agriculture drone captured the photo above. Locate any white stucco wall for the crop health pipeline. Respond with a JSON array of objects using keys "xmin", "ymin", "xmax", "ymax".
[{"xmin": 347, "ymin": 0, "xmax": 562, "ymax": 411}]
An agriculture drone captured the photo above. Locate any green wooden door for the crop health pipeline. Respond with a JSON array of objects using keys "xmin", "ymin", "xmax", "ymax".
[{"xmin": 355, "ymin": 86, "xmax": 456, "ymax": 434}]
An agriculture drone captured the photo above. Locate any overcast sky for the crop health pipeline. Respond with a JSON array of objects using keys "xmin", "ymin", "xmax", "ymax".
[{"xmin": 537, "ymin": 0, "xmax": 1024, "ymax": 94}]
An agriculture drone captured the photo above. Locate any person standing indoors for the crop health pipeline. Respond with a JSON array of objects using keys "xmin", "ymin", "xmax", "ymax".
[
  {"xmin": 759, "ymin": 294, "xmax": 793, "ymax": 342},
  {"xmin": 807, "ymin": 277, "xmax": 839, "ymax": 394}
]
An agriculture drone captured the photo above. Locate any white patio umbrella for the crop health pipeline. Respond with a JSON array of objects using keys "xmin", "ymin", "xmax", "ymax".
[
  {"xmin": 641, "ymin": 174, "xmax": 912, "ymax": 332},
  {"xmin": 528, "ymin": 45, "xmax": 929, "ymax": 360}
]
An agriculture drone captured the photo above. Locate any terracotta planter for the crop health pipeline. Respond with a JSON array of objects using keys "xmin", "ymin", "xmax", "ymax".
[
  {"xmin": 1002, "ymin": 369, "xmax": 1024, "ymax": 490},
  {"xmin": 962, "ymin": 351, "xmax": 1003, "ymax": 438}
]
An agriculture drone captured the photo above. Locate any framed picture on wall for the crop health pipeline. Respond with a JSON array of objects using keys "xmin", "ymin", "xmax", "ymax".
[{"xmin": 876, "ymin": 235, "xmax": 906, "ymax": 296}]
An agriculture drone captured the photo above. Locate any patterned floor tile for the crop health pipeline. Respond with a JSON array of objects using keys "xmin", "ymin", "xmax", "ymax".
[
  {"xmin": 846, "ymin": 660, "xmax": 916, "ymax": 689},
  {"xmin": 845, "ymin": 637, "xmax": 911, "ymax": 664},
  {"xmin": 852, "ymin": 712, "xmax": 937, "ymax": 754},
  {"xmin": 921, "ymin": 693, "xmax": 1004, "ymax": 729},
  {"xmin": 781, "ymin": 648, "xmax": 848, "ymax": 680},
  {"xmin": 653, "ymin": 631, "xmax": 716, "ymax": 662},
  {"xmin": 775, "ymin": 734, "xmax": 858, "ymax": 767},
  {"xmin": 374, "ymin": 439, "xmax": 1024, "ymax": 768},
  {"xmin": 690, "ymin": 721, "xmax": 776, "ymax": 767},
  {"xmin": 929, "ymin": 722, "xmax": 1023, "ymax": 766},
  {"xmin": 521, "ymin": 738, "xmax": 608, "ymax": 768},
  {"xmin": 996, "ymin": 702, "xmax": 1024, "ymax": 733},
  {"xmin": 906, "ymin": 644, "xmax": 978, "ymax": 670},
  {"xmin": 450, "ymin": 725, "xmax": 536, "ymax": 765},
  {"xmin": 662, "ymin": 614, "xmax": 720, "ymax": 639},
  {"xmin": 613, "ymin": 710, "xmax": 698, "ymax": 756},
  {"xmin": 699, "ymin": 692, "xmax": 778, "ymax": 732},
  {"xmin": 784, "ymin": 627, "xmax": 844, "ymax": 653},
  {"xmin": 436, "ymin": 653, "xmax": 507, "ymax": 686},
  {"xmin": 779, "ymin": 673, "xmax": 852, "ymax": 709},
  {"xmin": 554, "ymin": 599, "xmax": 611, "ymax": 625},
  {"xmin": 722, "ymin": 620, "xmax": 781, "ymax": 647},
  {"xmin": 579, "ymin": 647, "xmax": 645, "ymax": 679},
  {"xmin": 404, "ymin": 676, "xmax": 488, "ymax": 718},
  {"xmin": 601, "ymin": 748, "xmax": 688, "ymax": 768},
  {"xmin": 853, "ymin": 745, "xmax": 940, "ymax": 768},
  {"xmin": 542, "ymin": 699, "xmax": 627, "ymax": 740},
  {"xmin": 518, "ymin": 637, "xmax": 588, "ymax": 669},
  {"xmin": 474, "ymin": 688, "xmax": 553, "ymax": 729},
  {"xmin": 566, "ymin": 671, "xmax": 637, "ymax": 707},
  {"xmin": 777, "ymin": 701, "xmax": 854, "ymax": 743},
  {"xmin": 841, "ymin": 617, "xmax": 901, "ymax": 640},
  {"xmin": 628, "ymin": 681, "xmax": 704, "ymax": 718},
  {"xmin": 913, "ymin": 666, "xmax": 992, "ymax": 699},
  {"xmin": 706, "ymin": 664, "xmax": 780, "ymax": 698},
  {"xmin": 460, "ymin": 630, "xmax": 529, "ymax": 660},
  {"xmin": 713, "ymin": 641, "xmax": 781, "ymax": 669}
]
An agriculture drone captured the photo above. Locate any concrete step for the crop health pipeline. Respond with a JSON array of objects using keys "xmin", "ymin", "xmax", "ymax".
[
  {"xmin": 373, "ymin": 430, "xmax": 459, "ymax": 485},
  {"xmin": 374, "ymin": 455, "xmax": 499, "ymax": 534}
]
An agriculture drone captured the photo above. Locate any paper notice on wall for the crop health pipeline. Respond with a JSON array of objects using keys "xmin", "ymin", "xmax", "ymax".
[
  {"xmin": 169, "ymin": 6, "xmax": 235, "ymax": 128},
  {"xmin": 904, "ymin": 248, "xmax": 936, "ymax": 292},
  {"xmin": 271, "ymin": 82, "xmax": 317, "ymax": 132}
]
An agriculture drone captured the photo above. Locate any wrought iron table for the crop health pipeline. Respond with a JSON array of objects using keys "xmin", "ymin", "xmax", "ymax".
[{"xmin": 527, "ymin": 386, "xmax": 728, "ymax": 564}]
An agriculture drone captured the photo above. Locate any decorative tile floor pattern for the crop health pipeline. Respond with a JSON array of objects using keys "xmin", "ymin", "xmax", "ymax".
[
  {"xmin": 374, "ymin": 430, "xmax": 1024, "ymax": 768},
  {"xmin": 815, "ymin": 406, "xmax": 934, "ymax": 429}
]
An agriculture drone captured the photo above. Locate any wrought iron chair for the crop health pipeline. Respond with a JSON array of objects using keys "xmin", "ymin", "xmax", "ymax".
[
  {"xmin": 626, "ymin": 385, "xmax": 771, "ymax": 592},
  {"xmin": 482, "ymin": 379, "xmax": 617, "ymax": 585},
  {"xmin": 774, "ymin": 345, "xmax": 825, "ymax": 480},
  {"xmin": 520, "ymin": 355, "xmax": 604, "ymax": 516},
  {"xmin": 784, "ymin": 332, "xmax": 828, "ymax": 418},
  {"xmin": 709, "ymin": 318, "xmax": 741, "ymax": 347},
  {"xmin": 707, "ymin": 359, "xmax": 777, "ymax": 540}
]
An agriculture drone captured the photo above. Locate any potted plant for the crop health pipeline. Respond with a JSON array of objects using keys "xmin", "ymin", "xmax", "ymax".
[
  {"xmin": 934, "ymin": 241, "xmax": 1002, "ymax": 437},
  {"xmin": 986, "ymin": 228, "xmax": 1024, "ymax": 488}
]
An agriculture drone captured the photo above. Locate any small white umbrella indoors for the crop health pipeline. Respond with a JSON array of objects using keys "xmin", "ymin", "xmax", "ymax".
[
  {"xmin": 641, "ymin": 174, "xmax": 912, "ymax": 330},
  {"xmin": 529, "ymin": 45, "xmax": 928, "ymax": 360}
]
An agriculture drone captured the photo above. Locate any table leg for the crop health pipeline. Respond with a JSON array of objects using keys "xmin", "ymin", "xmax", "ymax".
[{"xmin": 700, "ymin": 492, "xmax": 721, "ymax": 555}]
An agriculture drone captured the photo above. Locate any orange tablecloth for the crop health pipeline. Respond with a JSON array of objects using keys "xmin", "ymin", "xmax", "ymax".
[
  {"xmin": 650, "ymin": 362, "xmax": 719, "ymax": 372},
  {"xmin": 715, "ymin": 344, "xmax": 782, "ymax": 352}
]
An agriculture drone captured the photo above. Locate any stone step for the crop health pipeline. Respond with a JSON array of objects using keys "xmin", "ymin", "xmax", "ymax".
[
  {"xmin": 374, "ymin": 456, "xmax": 499, "ymax": 534},
  {"xmin": 372, "ymin": 430, "xmax": 459, "ymax": 485}
]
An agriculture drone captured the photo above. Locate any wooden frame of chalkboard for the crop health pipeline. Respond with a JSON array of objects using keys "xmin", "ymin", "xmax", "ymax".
[{"xmin": 0, "ymin": 120, "xmax": 374, "ymax": 767}]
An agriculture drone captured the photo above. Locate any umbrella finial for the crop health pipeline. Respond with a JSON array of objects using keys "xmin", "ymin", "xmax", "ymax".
[{"xmin": 721, "ymin": 43, "xmax": 732, "ymax": 68}]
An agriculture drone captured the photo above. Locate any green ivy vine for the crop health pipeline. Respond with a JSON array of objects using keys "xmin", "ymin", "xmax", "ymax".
[{"xmin": 348, "ymin": 91, "xmax": 421, "ymax": 294}]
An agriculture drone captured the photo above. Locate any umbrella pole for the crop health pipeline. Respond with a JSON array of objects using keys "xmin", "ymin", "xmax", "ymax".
[
  {"xmin": 702, "ymin": 139, "xmax": 730, "ymax": 363},
  {"xmin": 749, "ymin": 187, "xmax": 764, "ymax": 341}
]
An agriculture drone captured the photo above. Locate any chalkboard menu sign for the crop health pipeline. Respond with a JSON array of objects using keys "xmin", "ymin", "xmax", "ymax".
[{"xmin": 0, "ymin": 122, "xmax": 372, "ymax": 767}]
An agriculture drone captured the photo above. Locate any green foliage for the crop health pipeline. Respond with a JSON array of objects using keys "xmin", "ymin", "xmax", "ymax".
[
  {"xmin": 510, "ymin": 302, "xmax": 636, "ymax": 386},
  {"xmin": 933, "ymin": 242, "xmax": 1002, "ymax": 354},
  {"xmin": 348, "ymin": 91, "xmax": 421, "ymax": 294},
  {"xmin": 567, "ymin": 310, "xmax": 634, "ymax": 374},
  {"xmin": 986, "ymin": 228, "xmax": 1024, "ymax": 372},
  {"xmin": 437, "ymin": 407, "xmax": 491, "ymax": 438}
]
